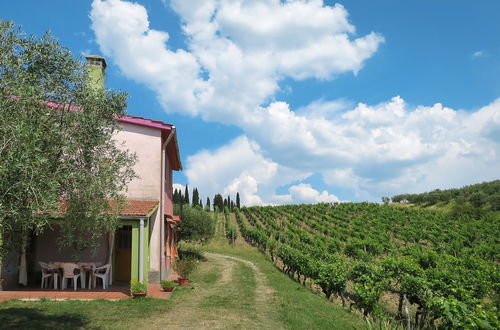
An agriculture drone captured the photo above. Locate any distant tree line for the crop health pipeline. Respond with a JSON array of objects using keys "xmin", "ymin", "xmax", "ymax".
[
  {"xmin": 173, "ymin": 186, "xmax": 241, "ymax": 212},
  {"xmin": 172, "ymin": 186, "xmax": 242, "ymax": 243},
  {"xmin": 386, "ymin": 180, "xmax": 500, "ymax": 211}
]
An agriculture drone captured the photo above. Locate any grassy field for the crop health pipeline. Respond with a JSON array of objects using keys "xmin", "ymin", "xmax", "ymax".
[{"xmin": 0, "ymin": 212, "xmax": 366, "ymax": 329}]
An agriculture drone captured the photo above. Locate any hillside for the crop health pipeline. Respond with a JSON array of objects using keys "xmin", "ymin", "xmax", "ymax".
[
  {"xmin": 389, "ymin": 180, "xmax": 500, "ymax": 211},
  {"xmin": 235, "ymin": 203, "xmax": 499, "ymax": 328}
]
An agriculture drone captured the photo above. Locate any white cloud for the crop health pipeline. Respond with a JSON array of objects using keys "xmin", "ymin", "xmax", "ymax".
[
  {"xmin": 90, "ymin": 0, "xmax": 383, "ymax": 122},
  {"xmin": 90, "ymin": 0, "xmax": 500, "ymax": 203},
  {"xmin": 184, "ymin": 136, "xmax": 310, "ymax": 206},
  {"xmin": 473, "ymin": 50, "xmax": 484, "ymax": 57},
  {"xmin": 273, "ymin": 183, "xmax": 340, "ymax": 204},
  {"xmin": 172, "ymin": 183, "xmax": 185, "ymax": 192},
  {"xmin": 90, "ymin": 0, "xmax": 208, "ymax": 115}
]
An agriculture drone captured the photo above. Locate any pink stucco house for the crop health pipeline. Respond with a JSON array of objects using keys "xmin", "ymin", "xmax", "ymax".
[{"xmin": 2, "ymin": 55, "xmax": 182, "ymax": 288}]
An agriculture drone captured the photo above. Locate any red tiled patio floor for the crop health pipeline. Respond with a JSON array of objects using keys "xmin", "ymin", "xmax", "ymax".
[
  {"xmin": 0, "ymin": 270, "xmax": 180, "ymax": 302},
  {"xmin": 0, "ymin": 286, "xmax": 130, "ymax": 302},
  {"xmin": 0, "ymin": 284, "xmax": 173, "ymax": 302}
]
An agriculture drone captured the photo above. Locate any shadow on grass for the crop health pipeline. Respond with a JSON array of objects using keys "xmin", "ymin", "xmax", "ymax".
[{"xmin": 0, "ymin": 307, "xmax": 91, "ymax": 329}]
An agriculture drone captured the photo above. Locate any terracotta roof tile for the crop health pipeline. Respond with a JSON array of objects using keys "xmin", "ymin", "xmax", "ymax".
[
  {"xmin": 113, "ymin": 200, "xmax": 159, "ymax": 216},
  {"xmin": 57, "ymin": 200, "xmax": 159, "ymax": 217}
]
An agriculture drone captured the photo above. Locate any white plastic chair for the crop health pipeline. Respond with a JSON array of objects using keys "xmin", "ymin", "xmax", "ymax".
[
  {"xmin": 39, "ymin": 262, "xmax": 58, "ymax": 289},
  {"xmin": 61, "ymin": 263, "xmax": 81, "ymax": 290},
  {"xmin": 90, "ymin": 263, "xmax": 111, "ymax": 289}
]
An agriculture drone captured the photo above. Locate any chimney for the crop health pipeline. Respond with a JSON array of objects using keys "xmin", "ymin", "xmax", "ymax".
[{"xmin": 85, "ymin": 55, "xmax": 107, "ymax": 90}]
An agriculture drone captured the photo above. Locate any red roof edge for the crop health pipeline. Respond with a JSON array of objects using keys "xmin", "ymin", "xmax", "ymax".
[{"xmin": 118, "ymin": 115, "xmax": 173, "ymax": 132}]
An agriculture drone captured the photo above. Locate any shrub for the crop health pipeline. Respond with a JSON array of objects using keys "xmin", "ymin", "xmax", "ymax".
[
  {"xmin": 173, "ymin": 257, "xmax": 198, "ymax": 279},
  {"xmin": 178, "ymin": 246, "xmax": 205, "ymax": 261},
  {"xmin": 130, "ymin": 280, "xmax": 147, "ymax": 294},
  {"xmin": 315, "ymin": 257, "xmax": 349, "ymax": 305},
  {"xmin": 179, "ymin": 205, "xmax": 215, "ymax": 243},
  {"xmin": 160, "ymin": 280, "xmax": 176, "ymax": 287}
]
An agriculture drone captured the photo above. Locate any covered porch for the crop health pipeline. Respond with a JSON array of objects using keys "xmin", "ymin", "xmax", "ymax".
[{"xmin": 4, "ymin": 201, "xmax": 160, "ymax": 291}]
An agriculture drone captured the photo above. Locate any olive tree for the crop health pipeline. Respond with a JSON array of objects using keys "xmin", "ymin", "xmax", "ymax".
[{"xmin": 0, "ymin": 22, "xmax": 136, "ymax": 264}]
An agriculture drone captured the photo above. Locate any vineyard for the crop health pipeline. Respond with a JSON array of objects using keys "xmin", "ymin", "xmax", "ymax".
[{"xmin": 234, "ymin": 202, "xmax": 499, "ymax": 329}]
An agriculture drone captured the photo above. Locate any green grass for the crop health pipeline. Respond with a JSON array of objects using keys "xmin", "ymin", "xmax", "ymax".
[
  {"xmin": 200, "ymin": 264, "xmax": 222, "ymax": 285},
  {"xmin": 200, "ymin": 262, "xmax": 255, "ymax": 310},
  {"xmin": 204, "ymin": 244, "xmax": 367, "ymax": 330},
  {"xmin": 0, "ymin": 298, "xmax": 174, "ymax": 329}
]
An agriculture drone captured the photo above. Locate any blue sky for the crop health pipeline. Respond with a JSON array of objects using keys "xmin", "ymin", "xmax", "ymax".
[{"xmin": 2, "ymin": 0, "xmax": 499, "ymax": 205}]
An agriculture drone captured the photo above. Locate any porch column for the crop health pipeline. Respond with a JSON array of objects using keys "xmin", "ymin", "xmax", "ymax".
[{"xmin": 139, "ymin": 218, "xmax": 144, "ymax": 282}]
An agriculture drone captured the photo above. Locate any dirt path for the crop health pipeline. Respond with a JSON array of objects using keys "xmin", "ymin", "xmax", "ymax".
[
  {"xmin": 205, "ymin": 252, "xmax": 277, "ymax": 323},
  {"xmin": 147, "ymin": 252, "xmax": 283, "ymax": 330}
]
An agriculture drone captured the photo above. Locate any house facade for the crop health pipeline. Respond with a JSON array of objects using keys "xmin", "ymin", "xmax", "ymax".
[
  {"xmin": 2, "ymin": 56, "xmax": 182, "ymax": 288},
  {"xmin": 111, "ymin": 112, "xmax": 182, "ymax": 284}
]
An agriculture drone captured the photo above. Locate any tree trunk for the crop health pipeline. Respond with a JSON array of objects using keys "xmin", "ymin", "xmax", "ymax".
[
  {"xmin": 402, "ymin": 294, "xmax": 410, "ymax": 329},
  {"xmin": 0, "ymin": 231, "xmax": 3, "ymax": 291},
  {"xmin": 415, "ymin": 306, "xmax": 423, "ymax": 328},
  {"xmin": 398, "ymin": 293, "xmax": 404, "ymax": 316}
]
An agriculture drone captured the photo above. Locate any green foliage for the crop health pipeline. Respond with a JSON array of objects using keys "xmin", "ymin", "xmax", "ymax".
[
  {"xmin": 178, "ymin": 205, "xmax": 214, "ymax": 243},
  {"xmin": 213, "ymin": 194, "xmax": 223, "ymax": 212},
  {"xmin": 173, "ymin": 257, "xmax": 198, "ymax": 279},
  {"xmin": 391, "ymin": 180, "xmax": 500, "ymax": 211},
  {"xmin": 234, "ymin": 201, "xmax": 499, "ymax": 325},
  {"xmin": 400, "ymin": 276, "xmax": 432, "ymax": 307},
  {"xmin": 0, "ymin": 22, "xmax": 136, "ymax": 255},
  {"xmin": 160, "ymin": 280, "xmax": 176, "ymax": 287},
  {"xmin": 173, "ymin": 188, "xmax": 182, "ymax": 206},
  {"xmin": 315, "ymin": 255, "xmax": 349, "ymax": 301},
  {"xmin": 427, "ymin": 297, "xmax": 499, "ymax": 329},
  {"xmin": 191, "ymin": 187, "xmax": 200, "ymax": 207},
  {"xmin": 178, "ymin": 245, "xmax": 205, "ymax": 261},
  {"xmin": 223, "ymin": 207, "xmax": 238, "ymax": 244},
  {"xmin": 183, "ymin": 185, "xmax": 189, "ymax": 205},
  {"xmin": 353, "ymin": 282, "xmax": 384, "ymax": 317},
  {"xmin": 130, "ymin": 280, "xmax": 148, "ymax": 294}
]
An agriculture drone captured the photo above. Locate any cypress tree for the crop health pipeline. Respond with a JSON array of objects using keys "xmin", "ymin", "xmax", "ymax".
[
  {"xmin": 192, "ymin": 187, "xmax": 199, "ymax": 207},
  {"xmin": 177, "ymin": 189, "xmax": 182, "ymax": 205},
  {"xmin": 184, "ymin": 185, "xmax": 190, "ymax": 205},
  {"xmin": 213, "ymin": 194, "xmax": 224, "ymax": 212},
  {"xmin": 236, "ymin": 192, "xmax": 241, "ymax": 209},
  {"xmin": 173, "ymin": 189, "xmax": 177, "ymax": 204}
]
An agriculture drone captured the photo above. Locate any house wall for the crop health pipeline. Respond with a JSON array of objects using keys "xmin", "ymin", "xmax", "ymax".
[
  {"xmin": 33, "ymin": 226, "xmax": 109, "ymax": 270},
  {"xmin": 114, "ymin": 122, "xmax": 162, "ymax": 201},
  {"xmin": 115, "ymin": 123, "xmax": 175, "ymax": 283},
  {"xmin": 165, "ymin": 157, "xmax": 174, "ymax": 216}
]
